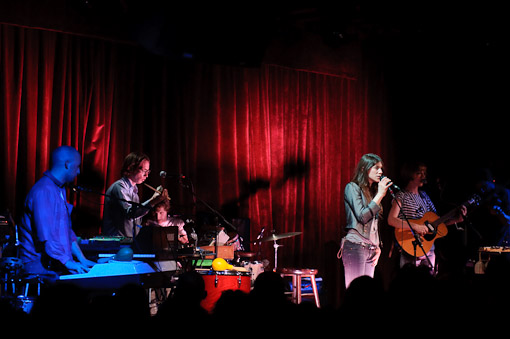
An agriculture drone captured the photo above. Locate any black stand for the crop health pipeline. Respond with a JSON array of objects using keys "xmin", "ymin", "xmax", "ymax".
[
  {"xmin": 178, "ymin": 177, "xmax": 236, "ymax": 259},
  {"xmin": 389, "ymin": 187, "xmax": 433, "ymax": 269}
]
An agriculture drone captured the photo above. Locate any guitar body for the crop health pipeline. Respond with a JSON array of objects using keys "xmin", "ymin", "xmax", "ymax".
[{"xmin": 394, "ymin": 211, "xmax": 448, "ymax": 256}]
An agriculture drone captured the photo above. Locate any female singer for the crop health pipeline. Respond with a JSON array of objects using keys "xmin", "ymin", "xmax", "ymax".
[{"xmin": 339, "ymin": 153, "xmax": 393, "ymax": 288}]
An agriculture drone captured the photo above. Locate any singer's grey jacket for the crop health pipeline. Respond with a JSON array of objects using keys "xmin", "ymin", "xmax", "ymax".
[{"xmin": 344, "ymin": 182, "xmax": 381, "ymax": 239}]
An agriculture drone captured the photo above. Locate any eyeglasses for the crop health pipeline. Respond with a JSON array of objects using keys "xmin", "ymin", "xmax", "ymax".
[{"xmin": 139, "ymin": 168, "xmax": 151, "ymax": 175}]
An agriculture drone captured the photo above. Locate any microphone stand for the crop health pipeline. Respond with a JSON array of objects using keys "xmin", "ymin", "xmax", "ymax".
[
  {"xmin": 177, "ymin": 177, "xmax": 236, "ymax": 259},
  {"xmin": 388, "ymin": 186, "xmax": 432, "ymax": 269}
]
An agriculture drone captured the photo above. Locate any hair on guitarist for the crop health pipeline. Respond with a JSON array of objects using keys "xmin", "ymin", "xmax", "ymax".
[{"xmin": 387, "ymin": 161, "xmax": 469, "ymax": 275}]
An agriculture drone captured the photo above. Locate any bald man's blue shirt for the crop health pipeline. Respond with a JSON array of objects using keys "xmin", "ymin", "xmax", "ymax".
[{"xmin": 19, "ymin": 171, "xmax": 77, "ymax": 268}]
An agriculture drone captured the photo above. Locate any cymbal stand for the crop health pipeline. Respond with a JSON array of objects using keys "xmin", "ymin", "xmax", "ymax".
[
  {"xmin": 272, "ymin": 239, "xmax": 283, "ymax": 271},
  {"xmin": 253, "ymin": 227, "xmax": 266, "ymax": 261}
]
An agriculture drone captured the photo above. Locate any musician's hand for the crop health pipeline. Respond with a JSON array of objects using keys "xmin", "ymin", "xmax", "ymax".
[
  {"xmin": 412, "ymin": 224, "xmax": 429, "ymax": 236},
  {"xmin": 369, "ymin": 247, "xmax": 381, "ymax": 267},
  {"xmin": 452, "ymin": 205, "xmax": 468, "ymax": 223},
  {"xmin": 65, "ymin": 260, "xmax": 91, "ymax": 274},
  {"xmin": 150, "ymin": 185, "xmax": 164, "ymax": 199},
  {"xmin": 377, "ymin": 176, "xmax": 393, "ymax": 197},
  {"xmin": 151, "ymin": 186, "xmax": 169, "ymax": 204},
  {"xmin": 490, "ymin": 205, "xmax": 504, "ymax": 216},
  {"xmin": 79, "ymin": 258, "xmax": 96, "ymax": 269}
]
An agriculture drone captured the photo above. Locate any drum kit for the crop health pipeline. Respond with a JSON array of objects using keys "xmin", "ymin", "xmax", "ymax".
[
  {"xmin": 252, "ymin": 231, "xmax": 302, "ymax": 271},
  {"xmin": 0, "ymin": 257, "xmax": 43, "ymax": 314},
  {"xmin": 231, "ymin": 230, "xmax": 302, "ymax": 289},
  {"xmin": 195, "ymin": 230, "xmax": 301, "ymax": 312}
]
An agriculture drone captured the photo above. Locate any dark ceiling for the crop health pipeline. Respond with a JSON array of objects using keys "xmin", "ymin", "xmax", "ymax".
[
  {"xmin": 2, "ymin": 0, "xmax": 510, "ymax": 180},
  {"xmin": 2, "ymin": 1, "xmax": 509, "ymax": 62}
]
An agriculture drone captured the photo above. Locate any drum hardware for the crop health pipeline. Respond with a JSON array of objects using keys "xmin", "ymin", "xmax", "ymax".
[
  {"xmin": 0, "ymin": 257, "xmax": 23, "ymax": 271},
  {"xmin": 22, "ymin": 274, "xmax": 44, "ymax": 298},
  {"xmin": 197, "ymin": 268, "xmax": 251, "ymax": 312},
  {"xmin": 242, "ymin": 261, "xmax": 265, "ymax": 286},
  {"xmin": 253, "ymin": 231, "xmax": 302, "ymax": 270},
  {"xmin": 211, "ymin": 272, "xmax": 242, "ymax": 288},
  {"xmin": 1, "ymin": 257, "xmax": 23, "ymax": 297},
  {"xmin": 257, "ymin": 232, "xmax": 303, "ymax": 243},
  {"xmin": 1, "ymin": 258, "xmax": 50, "ymax": 314}
]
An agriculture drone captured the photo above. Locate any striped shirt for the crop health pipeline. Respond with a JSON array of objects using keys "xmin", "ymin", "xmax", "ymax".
[{"xmin": 395, "ymin": 190, "xmax": 437, "ymax": 220}]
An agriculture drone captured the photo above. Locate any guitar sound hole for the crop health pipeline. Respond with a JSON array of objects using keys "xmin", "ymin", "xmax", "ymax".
[
  {"xmin": 423, "ymin": 233, "xmax": 435, "ymax": 241},
  {"xmin": 423, "ymin": 221, "xmax": 436, "ymax": 241}
]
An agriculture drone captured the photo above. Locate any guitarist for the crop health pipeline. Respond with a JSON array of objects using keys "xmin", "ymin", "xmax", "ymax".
[{"xmin": 387, "ymin": 161, "xmax": 466, "ymax": 273}]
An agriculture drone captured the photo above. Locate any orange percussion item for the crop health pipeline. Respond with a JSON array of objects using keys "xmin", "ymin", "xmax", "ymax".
[{"xmin": 197, "ymin": 269, "xmax": 251, "ymax": 312}]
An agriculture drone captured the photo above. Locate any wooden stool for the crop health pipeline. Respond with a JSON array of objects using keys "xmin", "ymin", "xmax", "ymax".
[{"xmin": 279, "ymin": 268, "xmax": 320, "ymax": 308}]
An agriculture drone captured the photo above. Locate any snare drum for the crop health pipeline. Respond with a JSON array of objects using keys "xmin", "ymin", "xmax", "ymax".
[
  {"xmin": 242, "ymin": 261, "xmax": 265, "ymax": 286},
  {"xmin": 197, "ymin": 269, "xmax": 251, "ymax": 312}
]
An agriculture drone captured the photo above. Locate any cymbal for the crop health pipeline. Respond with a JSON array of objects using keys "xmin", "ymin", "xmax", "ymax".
[{"xmin": 257, "ymin": 232, "xmax": 302, "ymax": 242}]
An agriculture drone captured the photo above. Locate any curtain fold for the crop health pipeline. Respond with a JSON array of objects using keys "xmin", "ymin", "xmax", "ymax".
[{"xmin": 1, "ymin": 23, "xmax": 390, "ymax": 306}]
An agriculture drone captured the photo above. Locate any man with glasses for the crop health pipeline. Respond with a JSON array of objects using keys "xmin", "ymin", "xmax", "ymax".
[{"xmin": 103, "ymin": 152, "xmax": 169, "ymax": 238}]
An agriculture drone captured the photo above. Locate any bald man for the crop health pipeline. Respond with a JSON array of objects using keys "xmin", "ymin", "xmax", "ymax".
[{"xmin": 19, "ymin": 146, "xmax": 95, "ymax": 278}]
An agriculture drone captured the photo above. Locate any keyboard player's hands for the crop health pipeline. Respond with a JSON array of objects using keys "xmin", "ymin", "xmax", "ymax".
[
  {"xmin": 65, "ymin": 260, "xmax": 93, "ymax": 274},
  {"xmin": 80, "ymin": 257, "xmax": 96, "ymax": 269}
]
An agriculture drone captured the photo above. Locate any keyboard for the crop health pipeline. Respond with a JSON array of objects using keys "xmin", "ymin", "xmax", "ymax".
[{"xmin": 58, "ymin": 260, "xmax": 177, "ymax": 290}]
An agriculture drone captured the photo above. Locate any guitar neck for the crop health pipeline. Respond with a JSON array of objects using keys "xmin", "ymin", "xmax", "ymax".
[
  {"xmin": 432, "ymin": 195, "xmax": 479, "ymax": 226},
  {"xmin": 433, "ymin": 209, "xmax": 458, "ymax": 226}
]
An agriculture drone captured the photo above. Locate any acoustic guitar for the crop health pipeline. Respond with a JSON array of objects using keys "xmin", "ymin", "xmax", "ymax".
[{"xmin": 395, "ymin": 194, "xmax": 480, "ymax": 256}]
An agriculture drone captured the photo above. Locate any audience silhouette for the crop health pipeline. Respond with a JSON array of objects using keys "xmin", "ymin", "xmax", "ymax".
[{"xmin": 2, "ymin": 261, "xmax": 510, "ymax": 336}]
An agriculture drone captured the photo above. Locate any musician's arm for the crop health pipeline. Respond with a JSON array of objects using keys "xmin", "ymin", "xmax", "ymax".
[
  {"xmin": 490, "ymin": 189, "xmax": 510, "ymax": 225},
  {"xmin": 491, "ymin": 205, "xmax": 510, "ymax": 224},
  {"xmin": 445, "ymin": 205, "xmax": 467, "ymax": 225},
  {"xmin": 67, "ymin": 241, "xmax": 95, "ymax": 273},
  {"xmin": 143, "ymin": 186, "xmax": 169, "ymax": 208},
  {"xmin": 387, "ymin": 199, "xmax": 428, "ymax": 235},
  {"xmin": 344, "ymin": 183, "xmax": 381, "ymax": 224}
]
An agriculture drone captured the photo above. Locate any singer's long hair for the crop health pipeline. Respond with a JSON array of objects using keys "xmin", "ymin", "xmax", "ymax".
[{"xmin": 351, "ymin": 153, "xmax": 383, "ymax": 205}]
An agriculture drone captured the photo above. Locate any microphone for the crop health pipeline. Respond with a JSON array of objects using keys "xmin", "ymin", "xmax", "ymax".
[
  {"xmin": 380, "ymin": 175, "xmax": 401, "ymax": 191},
  {"xmin": 160, "ymin": 171, "xmax": 185, "ymax": 179},
  {"xmin": 71, "ymin": 185, "xmax": 92, "ymax": 192},
  {"xmin": 254, "ymin": 227, "xmax": 266, "ymax": 242}
]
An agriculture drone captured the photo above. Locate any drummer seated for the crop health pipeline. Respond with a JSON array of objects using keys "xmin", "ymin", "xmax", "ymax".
[{"xmin": 145, "ymin": 200, "xmax": 189, "ymax": 244}]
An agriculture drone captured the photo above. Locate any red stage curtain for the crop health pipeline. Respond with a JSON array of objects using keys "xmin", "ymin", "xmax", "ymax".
[{"xmin": 1, "ymin": 23, "xmax": 391, "ymax": 306}]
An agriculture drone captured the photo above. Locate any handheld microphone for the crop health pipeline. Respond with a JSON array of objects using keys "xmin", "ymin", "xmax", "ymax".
[{"xmin": 380, "ymin": 175, "xmax": 401, "ymax": 191}]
